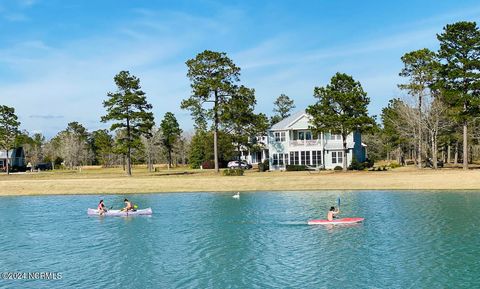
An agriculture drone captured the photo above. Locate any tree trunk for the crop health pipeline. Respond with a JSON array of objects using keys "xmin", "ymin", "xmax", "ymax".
[
  {"xmin": 454, "ymin": 141, "xmax": 458, "ymax": 165},
  {"xmin": 6, "ymin": 150, "xmax": 10, "ymax": 175},
  {"xmin": 342, "ymin": 134, "xmax": 347, "ymax": 172},
  {"xmin": 418, "ymin": 96, "xmax": 422, "ymax": 169},
  {"xmin": 168, "ymin": 148, "xmax": 172, "ymax": 170},
  {"xmin": 432, "ymin": 132, "xmax": 438, "ymax": 170},
  {"xmin": 213, "ymin": 91, "xmax": 219, "ymax": 173},
  {"xmin": 447, "ymin": 144, "xmax": 451, "ymax": 164},
  {"xmin": 126, "ymin": 116, "xmax": 132, "ymax": 176},
  {"xmin": 148, "ymin": 152, "xmax": 152, "ymax": 172},
  {"xmin": 463, "ymin": 120, "xmax": 468, "ymax": 170},
  {"xmin": 238, "ymin": 144, "xmax": 242, "ymax": 169},
  {"xmin": 127, "ymin": 146, "xmax": 132, "ymax": 176}
]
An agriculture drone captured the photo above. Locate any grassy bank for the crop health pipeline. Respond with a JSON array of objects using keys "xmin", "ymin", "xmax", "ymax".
[{"xmin": 1, "ymin": 166, "xmax": 480, "ymax": 196}]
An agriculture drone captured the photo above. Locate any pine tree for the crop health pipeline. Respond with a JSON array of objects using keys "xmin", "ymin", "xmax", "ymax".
[
  {"xmin": 101, "ymin": 71, "xmax": 154, "ymax": 176},
  {"xmin": 307, "ymin": 73, "xmax": 376, "ymax": 171}
]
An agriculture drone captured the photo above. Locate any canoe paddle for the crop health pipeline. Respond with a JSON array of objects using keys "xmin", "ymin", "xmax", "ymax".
[{"xmin": 337, "ymin": 196, "xmax": 341, "ymax": 212}]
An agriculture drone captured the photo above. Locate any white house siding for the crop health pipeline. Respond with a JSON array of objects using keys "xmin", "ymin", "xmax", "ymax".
[
  {"xmin": 268, "ymin": 111, "xmax": 366, "ymax": 170},
  {"xmin": 239, "ymin": 136, "xmax": 269, "ymax": 165}
]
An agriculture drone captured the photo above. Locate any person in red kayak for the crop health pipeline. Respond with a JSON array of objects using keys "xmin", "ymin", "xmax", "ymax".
[
  {"xmin": 98, "ymin": 199, "xmax": 107, "ymax": 215},
  {"xmin": 327, "ymin": 206, "xmax": 340, "ymax": 221}
]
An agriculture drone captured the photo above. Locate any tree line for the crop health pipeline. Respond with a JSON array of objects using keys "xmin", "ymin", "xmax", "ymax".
[
  {"xmin": 367, "ymin": 21, "xmax": 480, "ymax": 170},
  {"xmin": 2, "ymin": 20, "xmax": 479, "ymax": 174},
  {"xmin": 0, "ymin": 50, "xmax": 296, "ymax": 175}
]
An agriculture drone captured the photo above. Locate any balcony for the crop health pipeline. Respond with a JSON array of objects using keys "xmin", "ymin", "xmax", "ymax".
[{"xmin": 289, "ymin": 140, "xmax": 320, "ymax": 147}]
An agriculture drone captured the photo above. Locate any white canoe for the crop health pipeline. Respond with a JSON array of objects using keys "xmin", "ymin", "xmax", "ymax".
[{"xmin": 87, "ymin": 208, "xmax": 153, "ymax": 217}]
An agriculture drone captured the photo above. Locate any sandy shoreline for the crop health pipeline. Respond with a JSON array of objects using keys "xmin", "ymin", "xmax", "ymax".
[{"xmin": 1, "ymin": 167, "xmax": 480, "ymax": 196}]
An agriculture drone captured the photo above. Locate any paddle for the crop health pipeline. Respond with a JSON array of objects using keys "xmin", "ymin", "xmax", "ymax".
[{"xmin": 337, "ymin": 196, "xmax": 341, "ymax": 215}]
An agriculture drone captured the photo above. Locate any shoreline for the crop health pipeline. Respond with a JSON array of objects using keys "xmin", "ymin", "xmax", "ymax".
[{"xmin": 2, "ymin": 167, "xmax": 480, "ymax": 196}]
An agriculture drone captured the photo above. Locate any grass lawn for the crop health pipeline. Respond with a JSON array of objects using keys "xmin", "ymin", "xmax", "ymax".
[{"xmin": 1, "ymin": 165, "xmax": 480, "ymax": 196}]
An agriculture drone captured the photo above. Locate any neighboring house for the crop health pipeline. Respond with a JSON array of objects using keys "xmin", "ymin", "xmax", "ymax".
[
  {"xmin": 268, "ymin": 110, "xmax": 366, "ymax": 170},
  {"xmin": 239, "ymin": 135, "xmax": 269, "ymax": 165},
  {"xmin": 0, "ymin": 147, "xmax": 26, "ymax": 171}
]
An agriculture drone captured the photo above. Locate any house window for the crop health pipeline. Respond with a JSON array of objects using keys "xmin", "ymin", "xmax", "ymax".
[
  {"xmin": 305, "ymin": 131, "xmax": 312, "ymax": 140},
  {"xmin": 273, "ymin": 154, "xmax": 278, "ymax": 165},
  {"xmin": 279, "ymin": 154, "xmax": 284, "ymax": 166},
  {"xmin": 301, "ymin": 151, "xmax": 306, "ymax": 165},
  {"xmin": 316, "ymin": 151, "xmax": 322, "ymax": 165},
  {"xmin": 330, "ymin": 134, "xmax": 341, "ymax": 140},
  {"xmin": 274, "ymin": 132, "xmax": 286, "ymax": 142},
  {"xmin": 312, "ymin": 151, "xmax": 317, "ymax": 166},
  {"xmin": 299, "ymin": 132, "xmax": 304, "ymax": 140},
  {"xmin": 332, "ymin": 151, "xmax": 343, "ymax": 164},
  {"xmin": 284, "ymin": 154, "xmax": 289, "ymax": 165},
  {"xmin": 290, "ymin": 151, "xmax": 300, "ymax": 165},
  {"xmin": 305, "ymin": 151, "xmax": 311, "ymax": 165}
]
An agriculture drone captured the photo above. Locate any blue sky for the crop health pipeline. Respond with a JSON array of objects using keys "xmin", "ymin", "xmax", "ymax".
[{"xmin": 1, "ymin": 0, "xmax": 480, "ymax": 138}]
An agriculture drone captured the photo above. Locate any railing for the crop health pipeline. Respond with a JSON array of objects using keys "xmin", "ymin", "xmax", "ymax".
[{"xmin": 289, "ymin": 140, "xmax": 320, "ymax": 146}]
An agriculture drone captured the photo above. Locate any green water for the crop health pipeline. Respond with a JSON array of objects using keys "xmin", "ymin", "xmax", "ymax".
[{"xmin": 0, "ymin": 191, "xmax": 479, "ymax": 288}]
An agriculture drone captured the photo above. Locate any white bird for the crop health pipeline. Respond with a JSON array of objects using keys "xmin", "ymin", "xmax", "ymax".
[{"xmin": 232, "ymin": 192, "xmax": 240, "ymax": 199}]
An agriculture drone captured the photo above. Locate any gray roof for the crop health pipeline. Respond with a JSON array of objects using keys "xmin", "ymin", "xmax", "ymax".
[
  {"xmin": 325, "ymin": 142, "xmax": 355, "ymax": 150},
  {"xmin": 270, "ymin": 110, "xmax": 306, "ymax": 130}
]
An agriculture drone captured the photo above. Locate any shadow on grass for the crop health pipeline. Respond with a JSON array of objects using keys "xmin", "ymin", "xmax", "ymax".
[{"xmin": 152, "ymin": 171, "xmax": 196, "ymax": 177}]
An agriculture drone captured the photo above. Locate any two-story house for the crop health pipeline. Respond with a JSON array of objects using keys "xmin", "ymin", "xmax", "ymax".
[{"xmin": 268, "ymin": 110, "xmax": 366, "ymax": 170}]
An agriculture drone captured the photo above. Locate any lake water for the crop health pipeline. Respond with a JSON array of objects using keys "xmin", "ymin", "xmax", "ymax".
[{"xmin": 1, "ymin": 191, "xmax": 479, "ymax": 288}]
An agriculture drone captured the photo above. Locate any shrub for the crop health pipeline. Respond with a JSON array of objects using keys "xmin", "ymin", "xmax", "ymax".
[
  {"xmin": 334, "ymin": 166, "xmax": 343, "ymax": 171},
  {"xmin": 201, "ymin": 160, "xmax": 215, "ymax": 169},
  {"xmin": 349, "ymin": 156, "xmax": 374, "ymax": 171},
  {"xmin": 349, "ymin": 159, "xmax": 364, "ymax": 170},
  {"xmin": 223, "ymin": 168, "xmax": 244, "ymax": 176},
  {"xmin": 389, "ymin": 162, "xmax": 401, "ymax": 169},
  {"xmin": 364, "ymin": 158, "xmax": 374, "ymax": 168},
  {"xmin": 258, "ymin": 159, "xmax": 270, "ymax": 172},
  {"xmin": 286, "ymin": 165, "xmax": 307, "ymax": 171}
]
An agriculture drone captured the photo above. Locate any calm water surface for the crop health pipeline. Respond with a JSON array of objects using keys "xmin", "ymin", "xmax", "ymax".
[{"xmin": 1, "ymin": 191, "xmax": 480, "ymax": 288}]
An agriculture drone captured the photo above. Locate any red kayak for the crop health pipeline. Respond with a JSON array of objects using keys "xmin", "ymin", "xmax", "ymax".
[{"xmin": 307, "ymin": 217, "xmax": 364, "ymax": 225}]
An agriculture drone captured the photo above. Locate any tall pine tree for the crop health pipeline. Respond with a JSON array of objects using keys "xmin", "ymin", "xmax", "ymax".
[
  {"xmin": 101, "ymin": 71, "xmax": 154, "ymax": 176},
  {"xmin": 307, "ymin": 73, "xmax": 376, "ymax": 171},
  {"xmin": 437, "ymin": 21, "xmax": 480, "ymax": 170},
  {"xmin": 160, "ymin": 112, "xmax": 182, "ymax": 169},
  {"xmin": 182, "ymin": 50, "xmax": 240, "ymax": 172}
]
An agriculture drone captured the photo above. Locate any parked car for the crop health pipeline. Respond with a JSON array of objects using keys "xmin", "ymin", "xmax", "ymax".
[
  {"xmin": 227, "ymin": 161, "xmax": 252, "ymax": 169},
  {"xmin": 35, "ymin": 162, "xmax": 53, "ymax": 171}
]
